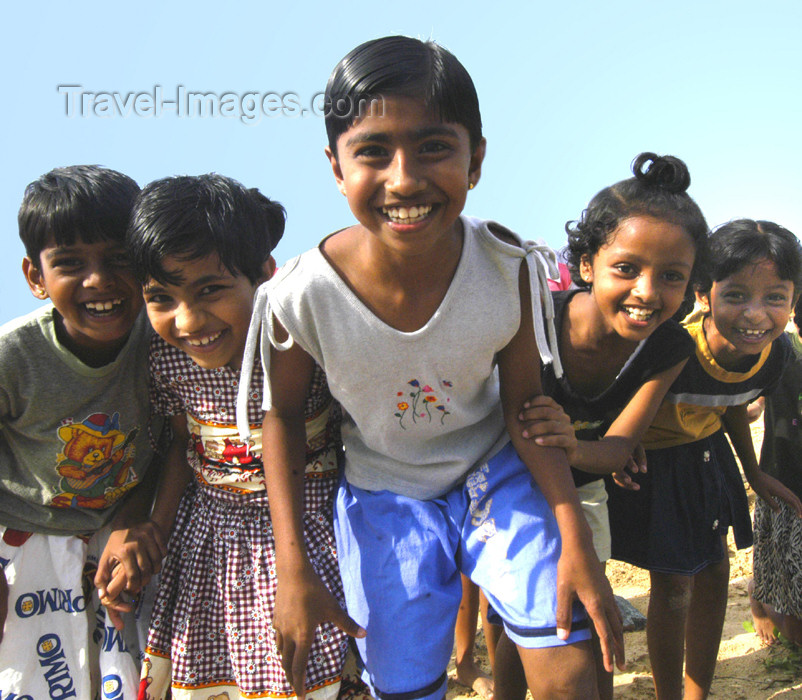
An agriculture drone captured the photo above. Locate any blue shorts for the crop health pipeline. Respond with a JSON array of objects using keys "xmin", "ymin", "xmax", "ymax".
[{"xmin": 334, "ymin": 441, "xmax": 590, "ymax": 700}]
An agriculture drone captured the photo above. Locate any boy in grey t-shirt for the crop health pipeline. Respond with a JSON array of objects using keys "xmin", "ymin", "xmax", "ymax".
[{"xmin": 0, "ymin": 166, "xmax": 162, "ymax": 699}]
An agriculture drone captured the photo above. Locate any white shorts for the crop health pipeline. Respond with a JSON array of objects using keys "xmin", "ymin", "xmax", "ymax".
[
  {"xmin": 578, "ymin": 478, "xmax": 611, "ymax": 563},
  {"xmin": 0, "ymin": 525, "xmax": 150, "ymax": 700}
]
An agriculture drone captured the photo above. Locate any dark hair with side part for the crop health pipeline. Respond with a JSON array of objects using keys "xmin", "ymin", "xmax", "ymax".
[
  {"xmin": 565, "ymin": 152, "xmax": 709, "ymax": 317},
  {"xmin": 324, "ymin": 35, "xmax": 483, "ymax": 155},
  {"xmin": 126, "ymin": 174, "xmax": 285, "ymax": 286},
  {"xmin": 696, "ymin": 219, "xmax": 802, "ymax": 295},
  {"xmin": 18, "ymin": 165, "xmax": 140, "ymax": 265}
]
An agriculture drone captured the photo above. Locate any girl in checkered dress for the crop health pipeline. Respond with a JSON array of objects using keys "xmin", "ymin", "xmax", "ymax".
[{"xmin": 100, "ymin": 175, "xmax": 355, "ymax": 700}]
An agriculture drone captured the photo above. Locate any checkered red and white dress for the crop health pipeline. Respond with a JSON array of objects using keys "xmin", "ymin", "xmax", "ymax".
[{"xmin": 140, "ymin": 336, "xmax": 347, "ymax": 700}]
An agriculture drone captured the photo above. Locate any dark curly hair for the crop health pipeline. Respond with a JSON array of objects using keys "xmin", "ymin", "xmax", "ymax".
[{"xmin": 565, "ymin": 152, "xmax": 708, "ymax": 317}]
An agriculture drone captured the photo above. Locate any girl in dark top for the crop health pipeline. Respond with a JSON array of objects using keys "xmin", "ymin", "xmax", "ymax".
[
  {"xmin": 750, "ymin": 294, "xmax": 802, "ymax": 646},
  {"xmin": 512, "ymin": 152, "xmax": 708, "ymax": 699},
  {"xmin": 608, "ymin": 219, "xmax": 802, "ymax": 699}
]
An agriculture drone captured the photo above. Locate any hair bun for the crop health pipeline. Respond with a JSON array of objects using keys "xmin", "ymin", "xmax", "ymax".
[{"xmin": 632, "ymin": 152, "xmax": 691, "ymax": 194}]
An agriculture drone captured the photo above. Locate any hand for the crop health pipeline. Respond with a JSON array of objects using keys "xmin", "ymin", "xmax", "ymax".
[
  {"xmin": 612, "ymin": 444, "xmax": 647, "ymax": 491},
  {"xmin": 0, "ymin": 566, "xmax": 7, "ymax": 645},
  {"xmin": 746, "ymin": 397, "xmax": 765, "ymax": 424},
  {"xmin": 629, "ymin": 443, "xmax": 646, "ymax": 474},
  {"xmin": 99, "ymin": 563, "xmax": 133, "ymax": 631},
  {"xmin": 749, "ymin": 471, "xmax": 802, "ymax": 518},
  {"xmin": 273, "ymin": 567, "xmax": 366, "ymax": 699},
  {"xmin": 611, "ymin": 469, "xmax": 638, "ymax": 490},
  {"xmin": 556, "ymin": 540, "xmax": 625, "ymax": 673},
  {"xmin": 95, "ymin": 519, "xmax": 167, "ymax": 602},
  {"xmin": 519, "ymin": 395, "xmax": 577, "ymax": 463}
]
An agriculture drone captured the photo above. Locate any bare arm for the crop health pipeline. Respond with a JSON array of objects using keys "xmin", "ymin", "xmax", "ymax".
[
  {"xmin": 497, "ymin": 266, "xmax": 624, "ymax": 671},
  {"xmin": 96, "ymin": 415, "xmax": 191, "ymax": 626},
  {"xmin": 264, "ymin": 331, "xmax": 364, "ymax": 699},
  {"xmin": 149, "ymin": 416, "xmax": 193, "ymax": 534},
  {"xmin": 723, "ymin": 404, "xmax": 802, "ymax": 516},
  {"xmin": 572, "ymin": 364, "xmax": 684, "ymax": 472},
  {"xmin": 722, "ymin": 404, "xmax": 761, "ymax": 483},
  {"xmin": 522, "ymin": 361, "xmax": 686, "ymax": 475}
]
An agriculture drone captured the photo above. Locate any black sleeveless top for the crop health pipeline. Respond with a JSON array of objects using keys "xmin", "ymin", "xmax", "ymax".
[{"xmin": 541, "ymin": 290, "xmax": 695, "ymax": 486}]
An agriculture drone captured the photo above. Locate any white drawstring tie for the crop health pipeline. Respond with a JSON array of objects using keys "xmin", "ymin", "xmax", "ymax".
[
  {"xmin": 522, "ymin": 239, "xmax": 564, "ymax": 379},
  {"xmin": 236, "ymin": 283, "xmax": 293, "ymax": 443}
]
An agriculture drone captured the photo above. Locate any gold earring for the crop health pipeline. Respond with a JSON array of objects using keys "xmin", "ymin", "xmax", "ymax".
[{"xmin": 469, "ymin": 182, "xmax": 475, "ymax": 190}]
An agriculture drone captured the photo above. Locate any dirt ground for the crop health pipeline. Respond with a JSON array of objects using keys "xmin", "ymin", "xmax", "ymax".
[{"xmin": 445, "ymin": 422, "xmax": 802, "ymax": 699}]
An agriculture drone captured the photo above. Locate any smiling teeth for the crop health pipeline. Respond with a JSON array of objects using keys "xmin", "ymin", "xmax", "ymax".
[
  {"xmin": 739, "ymin": 329, "xmax": 768, "ymax": 337},
  {"xmin": 186, "ymin": 331, "xmax": 223, "ymax": 347},
  {"xmin": 382, "ymin": 205, "xmax": 433, "ymax": 223},
  {"xmin": 85, "ymin": 299, "xmax": 123, "ymax": 312},
  {"xmin": 624, "ymin": 307, "xmax": 655, "ymax": 321}
]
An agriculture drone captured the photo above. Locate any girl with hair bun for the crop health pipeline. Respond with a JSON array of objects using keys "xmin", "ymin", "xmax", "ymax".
[
  {"xmin": 517, "ymin": 152, "xmax": 708, "ymax": 699},
  {"xmin": 607, "ymin": 217, "xmax": 802, "ymax": 698}
]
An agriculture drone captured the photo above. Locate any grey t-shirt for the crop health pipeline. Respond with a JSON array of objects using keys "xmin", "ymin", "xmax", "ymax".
[{"xmin": 0, "ymin": 306, "xmax": 157, "ymax": 535}]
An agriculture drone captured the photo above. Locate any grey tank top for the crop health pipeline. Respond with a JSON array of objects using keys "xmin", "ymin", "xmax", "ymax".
[{"xmin": 238, "ymin": 216, "xmax": 562, "ymax": 500}]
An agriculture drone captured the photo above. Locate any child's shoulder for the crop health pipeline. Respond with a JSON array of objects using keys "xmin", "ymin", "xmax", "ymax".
[
  {"xmin": 680, "ymin": 305, "xmax": 705, "ymax": 331},
  {"xmin": 773, "ymin": 329, "xmax": 794, "ymax": 364},
  {"xmin": 644, "ymin": 317, "xmax": 696, "ymax": 369},
  {"xmin": 1, "ymin": 303, "xmax": 52, "ymax": 334},
  {"xmin": 653, "ymin": 316, "xmax": 695, "ymax": 347},
  {"xmin": 462, "ymin": 216, "xmax": 524, "ymax": 252},
  {"xmin": 148, "ymin": 331, "xmax": 183, "ymax": 376},
  {"xmin": 0, "ymin": 304, "xmax": 56, "ymax": 358},
  {"xmin": 467, "ymin": 216, "xmax": 561, "ymax": 273},
  {"xmin": 482, "ymin": 219, "xmax": 522, "ymax": 248},
  {"xmin": 680, "ymin": 309, "xmax": 709, "ymax": 352},
  {"xmin": 788, "ymin": 329, "xmax": 802, "ymax": 361},
  {"xmin": 0, "ymin": 307, "xmax": 151, "ymax": 385},
  {"xmin": 269, "ymin": 238, "xmax": 340, "ymax": 296}
]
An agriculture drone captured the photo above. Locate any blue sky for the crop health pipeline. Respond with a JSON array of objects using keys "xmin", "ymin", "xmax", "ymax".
[{"xmin": 2, "ymin": 0, "xmax": 800, "ymax": 323}]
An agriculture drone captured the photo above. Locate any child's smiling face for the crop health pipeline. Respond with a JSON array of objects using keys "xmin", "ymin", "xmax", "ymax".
[
  {"xmin": 143, "ymin": 253, "xmax": 273, "ymax": 370},
  {"xmin": 697, "ymin": 258, "xmax": 795, "ymax": 369},
  {"xmin": 326, "ymin": 94, "xmax": 485, "ymax": 259},
  {"xmin": 23, "ymin": 236, "xmax": 143, "ymax": 365},
  {"xmin": 579, "ymin": 215, "xmax": 695, "ymax": 343}
]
